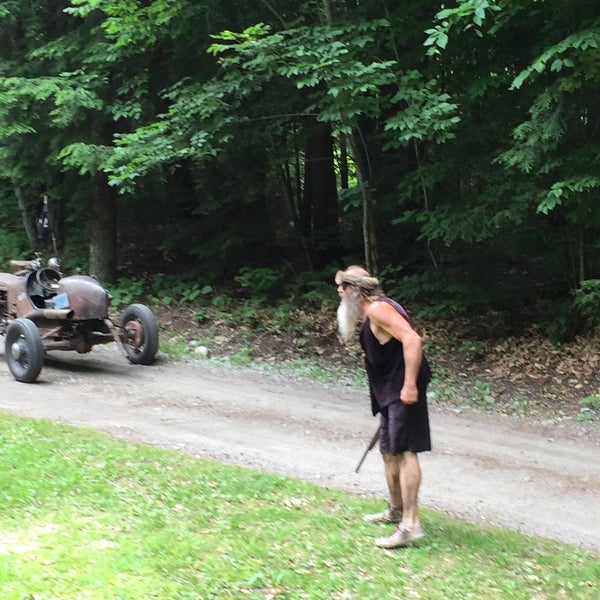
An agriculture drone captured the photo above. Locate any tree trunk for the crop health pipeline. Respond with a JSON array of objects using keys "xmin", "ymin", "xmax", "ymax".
[
  {"xmin": 302, "ymin": 120, "xmax": 340, "ymax": 269},
  {"xmin": 263, "ymin": 163, "xmax": 313, "ymax": 270},
  {"xmin": 89, "ymin": 172, "xmax": 117, "ymax": 282},
  {"xmin": 414, "ymin": 140, "xmax": 438, "ymax": 268},
  {"xmin": 339, "ymin": 136, "xmax": 349, "ymax": 190},
  {"xmin": 13, "ymin": 183, "xmax": 37, "ymax": 250},
  {"xmin": 346, "ymin": 131, "xmax": 378, "ymax": 274},
  {"xmin": 578, "ymin": 226, "xmax": 585, "ymax": 283}
]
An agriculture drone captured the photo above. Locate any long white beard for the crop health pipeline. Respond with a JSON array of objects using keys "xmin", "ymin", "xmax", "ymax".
[{"xmin": 337, "ymin": 295, "xmax": 361, "ymax": 344}]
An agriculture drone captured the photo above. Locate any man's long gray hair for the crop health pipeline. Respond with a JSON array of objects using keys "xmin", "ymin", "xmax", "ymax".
[{"xmin": 335, "ymin": 267, "xmax": 381, "ymax": 298}]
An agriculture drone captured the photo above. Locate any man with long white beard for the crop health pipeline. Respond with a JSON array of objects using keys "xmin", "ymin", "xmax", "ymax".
[{"xmin": 335, "ymin": 265, "xmax": 432, "ymax": 548}]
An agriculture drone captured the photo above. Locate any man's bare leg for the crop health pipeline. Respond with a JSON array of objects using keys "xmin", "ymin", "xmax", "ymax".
[
  {"xmin": 363, "ymin": 453, "xmax": 403, "ymax": 523},
  {"xmin": 398, "ymin": 451, "xmax": 421, "ymax": 529},
  {"xmin": 374, "ymin": 451, "xmax": 425, "ymax": 548},
  {"xmin": 383, "ymin": 452, "xmax": 403, "ymax": 513}
]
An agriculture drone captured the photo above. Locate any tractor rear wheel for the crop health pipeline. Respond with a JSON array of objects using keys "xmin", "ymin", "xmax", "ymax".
[{"xmin": 119, "ymin": 303, "xmax": 159, "ymax": 365}]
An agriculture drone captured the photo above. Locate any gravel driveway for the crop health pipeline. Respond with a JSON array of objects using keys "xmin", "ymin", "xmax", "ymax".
[{"xmin": 1, "ymin": 344, "xmax": 598, "ymax": 553}]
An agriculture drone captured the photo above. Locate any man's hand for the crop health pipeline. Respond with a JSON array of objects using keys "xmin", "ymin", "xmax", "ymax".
[{"xmin": 400, "ymin": 382, "xmax": 419, "ymax": 405}]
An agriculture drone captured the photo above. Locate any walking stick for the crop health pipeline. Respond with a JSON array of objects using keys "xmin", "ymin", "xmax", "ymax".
[{"xmin": 355, "ymin": 426, "xmax": 380, "ymax": 473}]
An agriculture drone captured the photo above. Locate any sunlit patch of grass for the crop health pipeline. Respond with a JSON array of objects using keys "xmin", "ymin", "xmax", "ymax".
[
  {"xmin": 1, "ymin": 414, "xmax": 596, "ymax": 599},
  {"xmin": 158, "ymin": 334, "xmax": 192, "ymax": 358}
]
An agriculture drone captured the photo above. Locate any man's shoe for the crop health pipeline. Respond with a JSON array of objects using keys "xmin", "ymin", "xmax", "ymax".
[
  {"xmin": 375, "ymin": 523, "xmax": 425, "ymax": 548},
  {"xmin": 363, "ymin": 505, "xmax": 402, "ymax": 524}
]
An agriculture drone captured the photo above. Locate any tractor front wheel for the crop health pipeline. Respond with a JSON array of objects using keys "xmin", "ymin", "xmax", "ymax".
[{"xmin": 5, "ymin": 318, "xmax": 44, "ymax": 383}]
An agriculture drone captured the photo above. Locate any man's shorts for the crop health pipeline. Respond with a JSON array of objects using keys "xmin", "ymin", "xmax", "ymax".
[{"xmin": 379, "ymin": 394, "xmax": 431, "ymax": 455}]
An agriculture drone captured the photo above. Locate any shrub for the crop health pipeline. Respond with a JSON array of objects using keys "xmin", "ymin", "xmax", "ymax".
[{"xmin": 573, "ymin": 279, "xmax": 600, "ymax": 329}]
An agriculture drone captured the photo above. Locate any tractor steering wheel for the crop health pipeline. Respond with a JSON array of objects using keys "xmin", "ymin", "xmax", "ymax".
[{"xmin": 36, "ymin": 267, "xmax": 61, "ymax": 293}]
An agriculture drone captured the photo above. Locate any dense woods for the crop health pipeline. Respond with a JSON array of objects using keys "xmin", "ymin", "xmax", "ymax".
[{"xmin": 0, "ymin": 0, "xmax": 599, "ymax": 340}]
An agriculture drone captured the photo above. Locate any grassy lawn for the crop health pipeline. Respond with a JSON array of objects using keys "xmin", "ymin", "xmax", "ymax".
[{"xmin": 0, "ymin": 413, "xmax": 597, "ymax": 600}]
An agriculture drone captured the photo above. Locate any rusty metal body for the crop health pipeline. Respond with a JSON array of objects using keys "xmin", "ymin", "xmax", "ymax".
[
  {"xmin": 0, "ymin": 256, "xmax": 158, "ymax": 382},
  {"xmin": 0, "ymin": 264, "xmax": 112, "ymax": 353}
]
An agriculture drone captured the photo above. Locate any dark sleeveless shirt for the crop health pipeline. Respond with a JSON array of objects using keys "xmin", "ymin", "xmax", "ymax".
[{"xmin": 359, "ymin": 296, "xmax": 432, "ymax": 416}]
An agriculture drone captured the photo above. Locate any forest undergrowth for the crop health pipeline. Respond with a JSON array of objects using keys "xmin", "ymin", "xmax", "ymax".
[{"xmin": 154, "ymin": 301, "xmax": 600, "ymax": 439}]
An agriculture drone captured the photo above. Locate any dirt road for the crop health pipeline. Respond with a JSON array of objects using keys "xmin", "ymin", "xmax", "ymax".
[{"xmin": 1, "ymin": 344, "xmax": 599, "ymax": 553}]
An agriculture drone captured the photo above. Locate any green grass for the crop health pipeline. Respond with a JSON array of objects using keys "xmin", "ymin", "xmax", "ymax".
[
  {"xmin": 158, "ymin": 335, "xmax": 191, "ymax": 359},
  {"xmin": 1, "ymin": 413, "xmax": 597, "ymax": 599}
]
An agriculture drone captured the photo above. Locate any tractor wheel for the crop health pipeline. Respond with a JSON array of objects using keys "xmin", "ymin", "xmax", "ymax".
[
  {"xmin": 119, "ymin": 303, "xmax": 159, "ymax": 365},
  {"xmin": 5, "ymin": 318, "xmax": 44, "ymax": 383}
]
